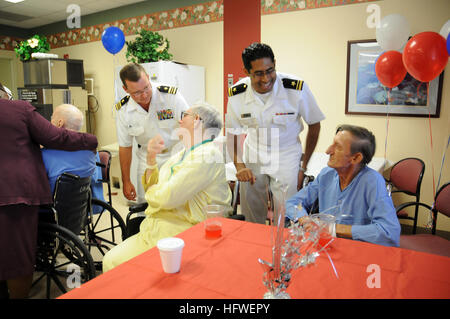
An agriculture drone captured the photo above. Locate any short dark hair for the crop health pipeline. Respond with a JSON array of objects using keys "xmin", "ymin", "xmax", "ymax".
[
  {"xmin": 336, "ymin": 125, "xmax": 376, "ymax": 165},
  {"xmin": 242, "ymin": 43, "xmax": 275, "ymax": 72},
  {"xmin": 120, "ymin": 63, "xmax": 147, "ymax": 88}
]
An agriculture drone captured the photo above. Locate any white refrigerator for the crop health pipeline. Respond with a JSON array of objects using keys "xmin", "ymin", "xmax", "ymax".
[
  {"xmin": 114, "ymin": 60, "xmax": 205, "ymax": 105},
  {"xmin": 113, "ymin": 61, "xmax": 206, "ymax": 204}
]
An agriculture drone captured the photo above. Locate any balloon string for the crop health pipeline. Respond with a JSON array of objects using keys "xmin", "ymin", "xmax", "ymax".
[
  {"xmin": 112, "ymin": 54, "xmax": 118, "ymax": 118},
  {"xmin": 427, "ymin": 131, "xmax": 450, "ymax": 228},
  {"xmin": 425, "ymin": 82, "xmax": 437, "ymax": 229},
  {"xmin": 416, "ymin": 81, "xmax": 424, "ymax": 100},
  {"xmin": 383, "ymin": 87, "xmax": 390, "ymax": 172},
  {"xmin": 426, "ymin": 82, "xmax": 436, "ymax": 199},
  {"xmin": 436, "ymin": 135, "xmax": 450, "ymax": 193}
]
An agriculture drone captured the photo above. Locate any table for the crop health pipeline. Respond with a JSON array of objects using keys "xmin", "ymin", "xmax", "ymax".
[{"xmin": 60, "ymin": 218, "xmax": 450, "ymax": 299}]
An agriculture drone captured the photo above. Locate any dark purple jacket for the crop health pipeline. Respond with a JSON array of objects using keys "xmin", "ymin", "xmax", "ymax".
[{"xmin": 0, "ymin": 99, "xmax": 98, "ymax": 206}]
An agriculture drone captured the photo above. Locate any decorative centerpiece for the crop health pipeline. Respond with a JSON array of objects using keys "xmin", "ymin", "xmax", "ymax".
[
  {"xmin": 14, "ymin": 35, "xmax": 50, "ymax": 62},
  {"xmin": 125, "ymin": 30, "xmax": 173, "ymax": 63},
  {"xmin": 259, "ymin": 180, "xmax": 336, "ymax": 299}
]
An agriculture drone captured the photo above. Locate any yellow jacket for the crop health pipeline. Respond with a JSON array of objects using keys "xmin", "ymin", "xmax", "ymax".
[{"xmin": 138, "ymin": 140, "xmax": 232, "ymax": 247}]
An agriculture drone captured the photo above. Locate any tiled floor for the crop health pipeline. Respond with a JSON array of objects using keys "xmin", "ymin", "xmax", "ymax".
[{"xmin": 29, "ymin": 187, "xmax": 131, "ymax": 299}]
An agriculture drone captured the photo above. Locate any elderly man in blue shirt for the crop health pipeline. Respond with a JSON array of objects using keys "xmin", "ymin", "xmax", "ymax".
[{"xmin": 286, "ymin": 124, "xmax": 400, "ymax": 247}]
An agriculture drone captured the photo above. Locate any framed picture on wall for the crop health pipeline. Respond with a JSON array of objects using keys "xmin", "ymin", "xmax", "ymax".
[{"xmin": 345, "ymin": 39, "xmax": 443, "ymax": 117}]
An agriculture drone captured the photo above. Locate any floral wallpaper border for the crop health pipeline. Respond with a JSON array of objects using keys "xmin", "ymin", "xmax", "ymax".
[{"xmin": 0, "ymin": 0, "xmax": 378, "ymax": 51}]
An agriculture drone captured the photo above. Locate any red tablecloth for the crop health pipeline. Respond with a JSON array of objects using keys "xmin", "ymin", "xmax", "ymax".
[{"xmin": 60, "ymin": 218, "xmax": 450, "ymax": 299}]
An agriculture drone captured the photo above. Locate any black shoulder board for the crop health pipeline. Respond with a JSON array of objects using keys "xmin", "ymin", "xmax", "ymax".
[
  {"xmin": 228, "ymin": 83, "xmax": 248, "ymax": 97},
  {"xmin": 115, "ymin": 95, "xmax": 130, "ymax": 110},
  {"xmin": 282, "ymin": 78, "xmax": 304, "ymax": 91},
  {"xmin": 157, "ymin": 86, "xmax": 178, "ymax": 94}
]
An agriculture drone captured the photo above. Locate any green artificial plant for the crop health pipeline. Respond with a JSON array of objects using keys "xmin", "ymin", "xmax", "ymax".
[
  {"xmin": 125, "ymin": 30, "xmax": 173, "ymax": 63},
  {"xmin": 14, "ymin": 34, "xmax": 50, "ymax": 62}
]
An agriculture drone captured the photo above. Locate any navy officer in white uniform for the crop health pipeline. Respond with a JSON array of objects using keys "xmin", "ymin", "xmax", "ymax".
[
  {"xmin": 115, "ymin": 63, "xmax": 189, "ymax": 203},
  {"xmin": 226, "ymin": 43, "xmax": 325, "ymax": 224}
]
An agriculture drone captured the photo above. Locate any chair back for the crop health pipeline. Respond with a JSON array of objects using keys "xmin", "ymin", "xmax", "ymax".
[
  {"xmin": 98, "ymin": 150, "xmax": 112, "ymax": 182},
  {"xmin": 389, "ymin": 158, "xmax": 425, "ymax": 196},
  {"xmin": 435, "ymin": 182, "xmax": 450, "ymax": 218},
  {"xmin": 53, "ymin": 173, "xmax": 91, "ymax": 235}
]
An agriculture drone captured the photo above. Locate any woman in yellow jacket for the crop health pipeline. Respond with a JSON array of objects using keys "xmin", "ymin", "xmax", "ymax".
[{"xmin": 103, "ymin": 104, "xmax": 231, "ymax": 272}]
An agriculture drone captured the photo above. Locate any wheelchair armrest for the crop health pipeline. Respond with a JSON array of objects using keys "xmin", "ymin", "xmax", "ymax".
[
  {"xmin": 228, "ymin": 214, "xmax": 245, "ymax": 221},
  {"xmin": 96, "ymin": 161, "xmax": 106, "ymax": 168},
  {"xmin": 129, "ymin": 202, "xmax": 149, "ymax": 213},
  {"xmin": 61, "ymin": 172, "xmax": 80, "ymax": 180},
  {"xmin": 396, "ymin": 201, "xmax": 431, "ymax": 213},
  {"xmin": 125, "ymin": 203, "xmax": 148, "ymax": 239}
]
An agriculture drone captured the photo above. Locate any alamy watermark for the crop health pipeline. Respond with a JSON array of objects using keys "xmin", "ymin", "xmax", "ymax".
[
  {"xmin": 366, "ymin": 4, "xmax": 380, "ymax": 29},
  {"xmin": 67, "ymin": 4, "xmax": 81, "ymax": 29},
  {"xmin": 66, "ymin": 264, "xmax": 81, "ymax": 289},
  {"xmin": 366, "ymin": 263, "xmax": 381, "ymax": 288},
  {"xmin": 163, "ymin": 126, "xmax": 282, "ymax": 173}
]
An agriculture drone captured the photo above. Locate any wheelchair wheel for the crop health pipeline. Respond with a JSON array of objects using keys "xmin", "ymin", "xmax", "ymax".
[
  {"xmin": 32, "ymin": 222, "xmax": 96, "ymax": 299},
  {"xmin": 83, "ymin": 198, "xmax": 127, "ymax": 269}
]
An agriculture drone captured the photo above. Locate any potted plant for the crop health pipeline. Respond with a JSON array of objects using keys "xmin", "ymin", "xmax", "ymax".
[
  {"xmin": 14, "ymin": 34, "xmax": 50, "ymax": 62},
  {"xmin": 125, "ymin": 30, "xmax": 173, "ymax": 63}
]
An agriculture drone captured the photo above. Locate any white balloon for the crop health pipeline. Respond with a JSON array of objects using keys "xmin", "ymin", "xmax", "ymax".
[
  {"xmin": 376, "ymin": 14, "xmax": 411, "ymax": 51},
  {"xmin": 439, "ymin": 20, "xmax": 450, "ymax": 39}
]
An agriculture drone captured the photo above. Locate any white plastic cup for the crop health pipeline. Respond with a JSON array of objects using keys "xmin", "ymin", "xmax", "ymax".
[{"xmin": 156, "ymin": 237, "xmax": 185, "ymax": 274}]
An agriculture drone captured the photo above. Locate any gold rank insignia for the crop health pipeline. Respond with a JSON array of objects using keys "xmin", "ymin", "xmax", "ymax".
[
  {"xmin": 228, "ymin": 83, "xmax": 248, "ymax": 97},
  {"xmin": 157, "ymin": 86, "xmax": 178, "ymax": 94},
  {"xmin": 115, "ymin": 95, "xmax": 130, "ymax": 110},
  {"xmin": 282, "ymin": 78, "xmax": 304, "ymax": 91}
]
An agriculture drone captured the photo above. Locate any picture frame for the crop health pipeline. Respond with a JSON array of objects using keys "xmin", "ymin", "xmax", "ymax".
[{"xmin": 345, "ymin": 39, "xmax": 444, "ymax": 117}]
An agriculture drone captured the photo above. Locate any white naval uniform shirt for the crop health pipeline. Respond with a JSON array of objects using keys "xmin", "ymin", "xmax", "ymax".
[
  {"xmin": 225, "ymin": 72, "xmax": 325, "ymax": 172},
  {"xmin": 115, "ymin": 82, "xmax": 189, "ymax": 165}
]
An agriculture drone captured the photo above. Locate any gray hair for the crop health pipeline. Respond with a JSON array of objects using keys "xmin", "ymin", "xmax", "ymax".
[
  {"xmin": 55, "ymin": 104, "xmax": 84, "ymax": 131},
  {"xmin": 190, "ymin": 103, "xmax": 222, "ymax": 139},
  {"xmin": 336, "ymin": 124, "xmax": 376, "ymax": 165}
]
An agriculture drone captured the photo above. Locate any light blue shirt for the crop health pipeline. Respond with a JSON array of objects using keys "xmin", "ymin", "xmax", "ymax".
[
  {"xmin": 286, "ymin": 166, "xmax": 400, "ymax": 247},
  {"xmin": 41, "ymin": 149, "xmax": 105, "ymax": 213}
]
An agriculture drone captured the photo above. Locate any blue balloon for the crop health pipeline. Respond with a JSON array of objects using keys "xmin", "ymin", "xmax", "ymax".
[
  {"xmin": 101, "ymin": 26, "xmax": 125, "ymax": 55},
  {"xmin": 447, "ymin": 34, "xmax": 450, "ymax": 56}
]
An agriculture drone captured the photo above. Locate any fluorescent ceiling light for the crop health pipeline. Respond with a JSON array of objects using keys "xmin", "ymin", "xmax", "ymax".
[{"xmin": 4, "ymin": 0, "xmax": 25, "ymax": 3}]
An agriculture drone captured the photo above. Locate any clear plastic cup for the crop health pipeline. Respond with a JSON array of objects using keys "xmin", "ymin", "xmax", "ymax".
[
  {"xmin": 156, "ymin": 237, "xmax": 185, "ymax": 273},
  {"xmin": 311, "ymin": 213, "xmax": 336, "ymax": 247},
  {"xmin": 204, "ymin": 205, "xmax": 224, "ymax": 239}
]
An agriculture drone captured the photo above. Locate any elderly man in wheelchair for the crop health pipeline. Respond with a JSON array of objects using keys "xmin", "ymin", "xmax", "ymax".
[{"xmin": 33, "ymin": 105, "xmax": 127, "ymax": 298}]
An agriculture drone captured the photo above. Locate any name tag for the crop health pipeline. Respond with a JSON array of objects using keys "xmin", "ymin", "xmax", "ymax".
[
  {"xmin": 241, "ymin": 113, "xmax": 252, "ymax": 118},
  {"xmin": 275, "ymin": 112, "xmax": 295, "ymax": 116},
  {"xmin": 157, "ymin": 109, "xmax": 174, "ymax": 120}
]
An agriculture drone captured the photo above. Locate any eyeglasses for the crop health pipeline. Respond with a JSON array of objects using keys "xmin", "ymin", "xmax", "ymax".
[
  {"xmin": 129, "ymin": 85, "xmax": 150, "ymax": 97},
  {"xmin": 181, "ymin": 111, "xmax": 201, "ymax": 120},
  {"xmin": 250, "ymin": 67, "xmax": 276, "ymax": 79}
]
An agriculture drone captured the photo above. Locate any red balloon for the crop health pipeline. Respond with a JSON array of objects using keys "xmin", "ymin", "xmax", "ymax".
[
  {"xmin": 402, "ymin": 31, "xmax": 448, "ymax": 82},
  {"xmin": 375, "ymin": 51, "xmax": 407, "ymax": 88}
]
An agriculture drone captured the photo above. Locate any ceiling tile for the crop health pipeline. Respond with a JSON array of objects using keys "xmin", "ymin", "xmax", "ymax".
[{"xmin": 0, "ymin": 0, "xmax": 149, "ymax": 28}]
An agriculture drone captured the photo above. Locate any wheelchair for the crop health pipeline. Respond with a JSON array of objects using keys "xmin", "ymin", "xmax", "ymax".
[{"xmin": 32, "ymin": 173, "xmax": 126, "ymax": 298}]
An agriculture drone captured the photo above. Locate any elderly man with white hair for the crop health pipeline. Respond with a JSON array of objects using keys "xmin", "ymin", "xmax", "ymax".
[
  {"xmin": 103, "ymin": 103, "xmax": 232, "ymax": 272},
  {"xmin": 41, "ymin": 104, "xmax": 102, "ymax": 198}
]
